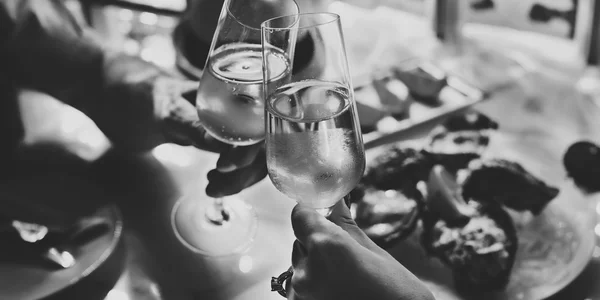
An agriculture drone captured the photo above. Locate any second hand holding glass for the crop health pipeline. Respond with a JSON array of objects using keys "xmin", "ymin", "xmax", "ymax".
[
  {"xmin": 171, "ymin": 0, "xmax": 299, "ymax": 257},
  {"xmin": 261, "ymin": 12, "xmax": 366, "ymax": 296}
]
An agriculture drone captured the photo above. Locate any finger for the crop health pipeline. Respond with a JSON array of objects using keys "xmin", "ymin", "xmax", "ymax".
[
  {"xmin": 205, "ymin": 153, "xmax": 267, "ymax": 197},
  {"xmin": 291, "ymin": 240, "xmax": 307, "ymax": 269},
  {"xmin": 289, "ymin": 241, "xmax": 309, "ymax": 300},
  {"xmin": 289, "ymin": 270, "xmax": 309, "ymax": 300},
  {"xmin": 216, "ymin": 143, "xmax": 263, "ymax": 172},
  {"xmin": 164, "ymin": 117, "xmax": 226, "ymax": 152},
  {"xmin": 162, "ymin": 96, "xmax": 228, "ymax": 153},
  {"xmin": 290, "ymin": 204, "xmax": 333, "ymax": 247},
  {"xmin": 179, "ymin": 80, "xmax": 200, "ymax": 93},
  {"xmin": 178, "ymin": 79, "xmax": 199, "ymax": 105},
  {"xmin": 328, "ymin": 200, "xmax": 382, "ymax": 253}
]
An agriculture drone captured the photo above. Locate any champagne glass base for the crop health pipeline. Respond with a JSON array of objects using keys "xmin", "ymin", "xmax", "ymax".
[{"xmin": 171, "ymin": 194, "xmax": 258, "ymax": 257}]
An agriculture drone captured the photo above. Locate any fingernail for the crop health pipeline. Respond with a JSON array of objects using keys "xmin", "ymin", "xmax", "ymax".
[
  {"xmin": 217, "ymin": 163, "xmax": 236, "ymax": 172},
  {"xmin": 206, "ymin": 185, "xmax": 224, "ymax": 198}
]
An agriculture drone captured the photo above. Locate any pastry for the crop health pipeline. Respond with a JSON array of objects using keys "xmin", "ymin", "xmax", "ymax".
[
  {"xmin": 422, "ymin": 130, "xmax": 489, "ymax": 173},
  {"xmin": 462, "ymin": 159, "xmax": 560, "ymax": 215},
  {"xmin": 421, "ymin": 112, "xmax": 496, "ymax": 173},
  {"xmin": 363, "ymin": 146, "xmax": 433, "ymax": 192},
  {"xmin": 421, "ymin": 165, "xmax": 518, "ymax": 293}
]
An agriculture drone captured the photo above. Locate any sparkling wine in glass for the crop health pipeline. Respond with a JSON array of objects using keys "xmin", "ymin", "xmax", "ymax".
[
  {"xmin": 262, "ymin": 12, "xmax": 366, "ymax": 296},
  {"xmin": 263, "ymin": 12, "xmax": 365, "ymax": 216},
  {"xmin": 266, "ymin": 80, "xmax": 365, "ymax": 215},
  {"xmin": 196, "ymin": 42, "xmax": 291, "ymax": 145},
  {"xmin": 171, "ymin": 0, "xmax": 298, "ymax": 257}
]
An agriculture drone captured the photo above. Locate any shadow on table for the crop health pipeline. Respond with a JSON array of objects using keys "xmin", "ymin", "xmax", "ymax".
[{"xmin": 93, "ymin": 149, "xmax": 270, "ymax": 300}]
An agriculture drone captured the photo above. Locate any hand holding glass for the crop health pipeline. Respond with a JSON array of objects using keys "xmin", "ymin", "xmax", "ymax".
[
  {"xmin": 171, "ymin": 0, "xmax": 298, "ymax": 257},
  {"xmin": 262, "ymin": 12, "xmax": 366, "ymax": 296}
]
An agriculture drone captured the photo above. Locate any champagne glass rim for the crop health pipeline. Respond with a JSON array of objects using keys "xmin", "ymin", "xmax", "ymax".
[
  {"xmin": 261, "ymin": 12, "xmax": 341, "ymax": 31},
  {"xmin": 226, "ymin": 0, "xmax": 300, "ymax": 31}
]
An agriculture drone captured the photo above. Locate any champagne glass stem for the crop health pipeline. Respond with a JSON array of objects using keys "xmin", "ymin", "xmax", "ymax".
[
  {"xmin": 205, "ymin": 198, "xmax": 231, "ymax": 225},
  {"xmin": 171, "ymin": 0, "xmax": 299, "ymax": 258},
  {"xmin": 263, "ymin": 12, "xmax": 364, "ymax": 297},
  {"xmin": 316, "ymin": 195, "xmax": 351, "ymax": 217}
]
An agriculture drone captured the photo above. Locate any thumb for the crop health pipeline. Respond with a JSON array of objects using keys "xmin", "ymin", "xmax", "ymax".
[
  {"xmin": 290, "ymin": 204, "xmax": 334, "ymax": 247},
  {"xmin": 329, "ymin": 200, "xmax": 384, "ymax": 253},
  {"xmin": 178, "ymin": 80, "xmax": 201, "ymax": 95}
]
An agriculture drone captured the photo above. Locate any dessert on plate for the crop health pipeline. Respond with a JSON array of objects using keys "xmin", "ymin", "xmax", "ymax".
[{"xmin": 421, "ymin": 165, "xmax": 518, "ymax": 294}]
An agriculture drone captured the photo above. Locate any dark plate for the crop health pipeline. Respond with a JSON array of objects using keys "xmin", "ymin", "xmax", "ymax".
[
  {"xmin": 384, "ymin": 181, "xmax": 596, "ymax": 300},
  {"xmin": 0, "ymin": 175, "xmax": 125, "ymax": 300},
  {"xmin": 363, "ymin": 134, "xmax": 597, "ymax": 300}
]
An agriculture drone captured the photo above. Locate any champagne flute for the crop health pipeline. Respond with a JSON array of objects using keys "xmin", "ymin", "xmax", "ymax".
[
  {"xmin": 171, "ymin": 0, "xmax": 298, "ymax": 257},
  {"xmin": 261, "ymin": 12, "xmax": 366, "ymax": 296}
]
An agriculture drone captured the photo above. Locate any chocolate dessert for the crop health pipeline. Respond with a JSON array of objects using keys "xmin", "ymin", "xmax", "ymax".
[
  {"xmin": 421, "ymin": 165, "xmax": 518, "ymax": 293},
  {"xmin": 422, "ymin": 112, "xmax": 497, "ymax": 173},
  {"xmin": 422, "ymin": 130, "xmax": 490, "ymax": 173},
  {"xmin": 462, "ymin": 159, "xmax": 560, "ymax": 215},
  {"xmin": 441, "ymin": 112, "xmax": 499, "ymax": 132},
  {"xmin": 362, "ymin": 146, "xmax": 433, "ymax": 192}
]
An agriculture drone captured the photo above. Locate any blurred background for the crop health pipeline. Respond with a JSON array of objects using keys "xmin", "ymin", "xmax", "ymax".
[
  {"xmin": 4, "ymin": 0, "xmax": 600, "ymax": 299},
  {"xmin": 67, "ymin": 0, "xmax": 584, "ymax": 70}
]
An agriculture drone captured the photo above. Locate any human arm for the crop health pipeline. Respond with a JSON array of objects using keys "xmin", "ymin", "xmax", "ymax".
[
  {"xmin": 0, "ymin": 0, "xmax": 266, "ymax": 222},
  {"xmin": 288, "ymin": 201, "xmax": 435, "ymax": 300},
  {"xmin": 0, "ymin": 0, "xmax": 215, "ymax": 151}
]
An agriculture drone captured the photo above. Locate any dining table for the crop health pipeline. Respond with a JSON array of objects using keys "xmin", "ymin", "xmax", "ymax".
[{"xmin": 6, "ymin": 2, "xmax": 600, "ymax": 300}]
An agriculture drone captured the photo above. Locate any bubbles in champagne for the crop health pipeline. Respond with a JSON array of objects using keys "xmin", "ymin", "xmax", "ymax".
[
  {"xmin": 211, "ymin": 43, "xmax": 288, "ymax": 83},
  {"xmin": 270, "ymin": 80, "xmax": 349, "ymax": 121},
  {"xmin": 196, "ymin": 43, "xmax": 290, "ymax": 146},
  {"xmin": 213, "ymin": 49, "xmax": 262, "ymax": 82},
  {"xmin": 266, "ymin": 80, "xmax": 365, "ymax": 209}
]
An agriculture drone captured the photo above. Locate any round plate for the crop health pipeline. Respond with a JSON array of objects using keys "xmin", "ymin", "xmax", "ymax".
[
  {"xmin": 387, "ymin": 181, "xmax": 595, "ymax": 300},
  {"xmin": 368, "ymin": 139, "xmax": 597, "ymax": 300},
  {"xmin": 0, "ymin": 198, "xmax": 125, "ymax": 300}
]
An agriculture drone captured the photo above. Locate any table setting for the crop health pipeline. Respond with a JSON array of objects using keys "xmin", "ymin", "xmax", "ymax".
[{"xmin": 1, "ymin": 0, "xmax": 600, "ymax": 299}]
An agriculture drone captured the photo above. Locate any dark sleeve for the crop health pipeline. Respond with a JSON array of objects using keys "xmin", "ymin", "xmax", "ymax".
[{"xmin": 0, "ymin": 0, "xmax": 167, "ymax": 112}]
